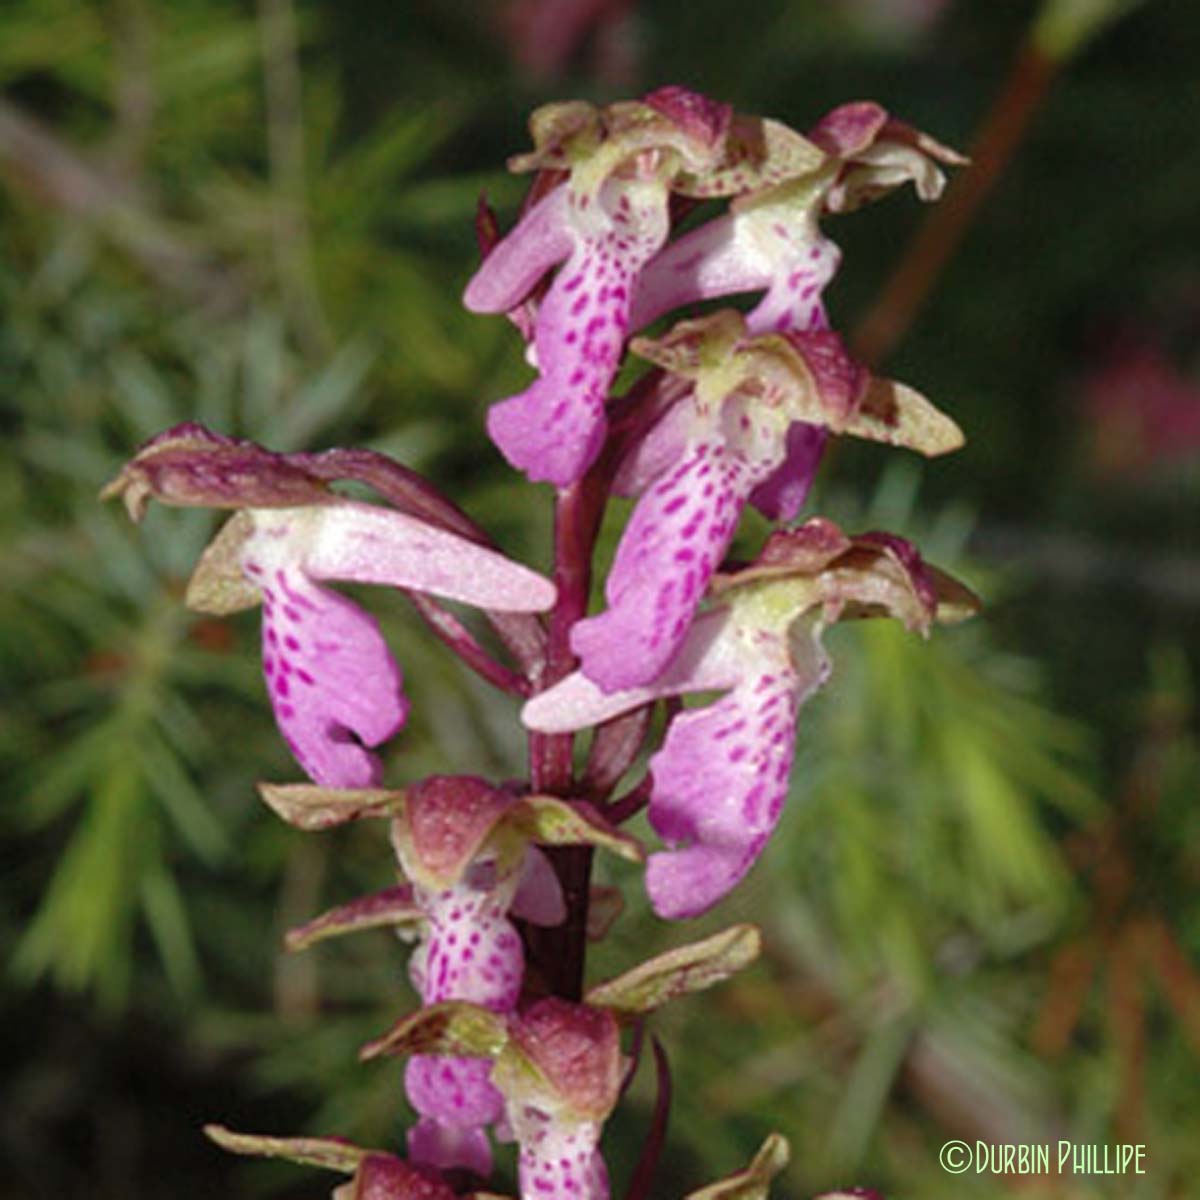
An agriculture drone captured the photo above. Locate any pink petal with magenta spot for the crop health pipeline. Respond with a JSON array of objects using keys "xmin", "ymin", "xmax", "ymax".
[
  {"xmin": 646, "ymin": 624, "xmax": 832, "ymax": 919},
  {"xmin": 257, "ymin": 565, "xmax": 406, "ymax": 788},
  {"xmin": 514, "ymin": 1118, "xmax": 609, "ymax": 1200},
  {"xmin": 486, "ymin": 180, "xmax": 671, "ymax": 486},
  {"xmin": 645, "ymin": 677, "xmax": 799, "ymax": 919},
  {"xmin": 743, "ymin": 235, "xmax": 838, "ymax": 334},
  {"xmin": 405, "ymin": 1058, "xmax": 502, "ymax": 1176},
  {"xmin": 413, "ymin": 884, "xmax": 525, "ymax": 1012},
  {"xmin": 571, "ymin": 443, "xmax": 762, "ymax": 691},
  {"xmin": 463, "ymin": 186, "xmax": 574, "ymax": 314}
]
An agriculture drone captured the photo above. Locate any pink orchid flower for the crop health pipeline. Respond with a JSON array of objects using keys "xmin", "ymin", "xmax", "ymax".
[
  {"xmin": 529, "ymin": 521, "xmax": 977, "ymax": 918},
  {"xmin": 569, "ymin": 312, "xmax": 962, "ymax": 692},
  {"xmin": 387, "ymin": 777, "xmax": 565, "ymax": 1176},
  {"xmin": 630, "ymin": 101, "xmax": 965, "ymax": 520},
  {"xmin": 463, "ymin": 87, "xmax": 736, "ymax": 486},
  {"xmin": 103, "ymin": 425, "xmax": 555, "ymax": 788}
]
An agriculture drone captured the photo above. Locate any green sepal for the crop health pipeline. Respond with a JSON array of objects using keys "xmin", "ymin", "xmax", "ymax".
[
  {"xmin": 359, "ymin": 1000, "xmax": 509, "ymax": 1063},
  {"xmin": 676, "ymin": 115, "xmax": 825, "ymax": 199},
  {"xmin": 505, "ymin": 795, "xmax": 645, "ymax": 863},
  {"xmin": 285, "ymin": 884, "xmax": 423, "ymax": 952},
  {"xmin": 203, "ymin": 1124, "xmax": 367, "ymax": 1174},
  {"xmin": 186, "ymin": 512, "xmax": 261, "ymax": 614},
  {"xmin": 683, "ymin": 1134, "xmax": 790, "ymax": 1199},
  {"xmin": 257, "ymin": 783, "xmax": 405, "ymax": 831},
  {"xmin": 586, "ymin": 924, "xmax": 761, "ymax": 1017}
]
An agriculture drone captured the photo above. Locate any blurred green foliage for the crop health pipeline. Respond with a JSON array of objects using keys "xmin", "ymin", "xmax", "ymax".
[{"xmin": 2, "ymin": 1, "xmax": 1198, "ymax": 1199}]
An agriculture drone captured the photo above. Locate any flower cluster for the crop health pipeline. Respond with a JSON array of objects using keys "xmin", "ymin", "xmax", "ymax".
[{"xmin": 106, "ymin": 85, "xmax": 975, "ymax": 1200}]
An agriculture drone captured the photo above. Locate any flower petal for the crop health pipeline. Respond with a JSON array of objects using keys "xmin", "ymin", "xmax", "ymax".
[
  {"xmin": 743, "ymin": 226, "xmax": 839, "ymax": 334},
  {"xmin": 257, "ymin": 565, "xmax": 406, "ymax": 788},
  {"xmin": 571, "ymin": 441, "xmax": 767, "ymax": 691},
  {"xmin": 523, "ymin": 608, "xmax": 742, "ymax": 733},
  {"xmin": 645, "ymin": 668, "xmax": 806, "ymax": 920},
  {"xmin": 340, "ymin": 1152, "xmax": 458, "ymax": 1200},
  {"xmin": 629, "ymin": 215, "xmax": 771, "ymax": 331},
  {"xmin": 611, "ymin": 397, "xmax": 691, "ymax": 498},
  {"xmin": 394, "ymin": 776, "xmax": 517, "ymax": 890},
  {"xmin": 463, "ymin": 186, "xmax": 575, "ymax": 314},
  {"xmin": 492, "ymin": 1000, "xmax": 621, "ymax": 1200},
  {"xmin": 486, "ymin": 180, "xmax": 669, "ymax": 486},
  {"xmin": 405, "ymin": 1058, "xmax": 503, "ymax": 1176},
  {"xmin": 402, "ymin": 860, "xmax": 526, "ymax": 1177},
  {"xmin": 631, "ymin": 195, "xmax": 840, "ymax": 338},
  {"xmin": 292, "ymin": 503, "xmax": 555, "ymax": 612},
  {"xmin": 746, "ymin": 422, "xmax": 827, "ymax": 521},
  {"xmin": 514, "ymin": 1119, "xmax": 609, "ymax": 1200},
  {"xmin": 510, "ymin": 846, "xmax": 567, "ymax": 927},
  {"xmin": 409, "ymin": 880, "xmax": 525, "ymax": 1011}
]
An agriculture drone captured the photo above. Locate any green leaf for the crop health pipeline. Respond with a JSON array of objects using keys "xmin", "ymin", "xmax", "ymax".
[{"xmin": 140, "ymin": 863, "xmax": 201, "ymax": 997}]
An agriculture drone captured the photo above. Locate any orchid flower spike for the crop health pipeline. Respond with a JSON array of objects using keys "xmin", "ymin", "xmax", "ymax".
[
  {"xmin": 281, "ymin": 776, "xmax": 640, "ymax": 1178},
  {"xmin": 463, "ymin": 86, "xmax": 743, "ymax": 487},
  {"xmin": 389, "ymin": 779, "xmax": 637, "ymax": 1177},
  {"xmin": 528, "ymin": 519, "xmax": 979, "ymax": 918},
  {"xmin": 102, "ymin": 424, "xmax": 555, "ymax": 788},
  {"xmin": 570, "ymin": 311, "xmax": 963, "ymax": 692}
]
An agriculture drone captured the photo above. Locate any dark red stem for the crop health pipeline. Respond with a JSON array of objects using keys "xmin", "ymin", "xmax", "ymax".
[
  {"xmin": 608, "ymin": 773, "xmax": 653, "ymax": 825},
  {"xmin": 623, "ymin": 1036, "xmax": 673, "ymax": 1200},
  {"xmin": 405, "ymin": 592, "xmax": 530, "ymax": 697},
  {"xmin": 525, "ymin": 470, "xmax": 611, "ymax": 1000}
]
